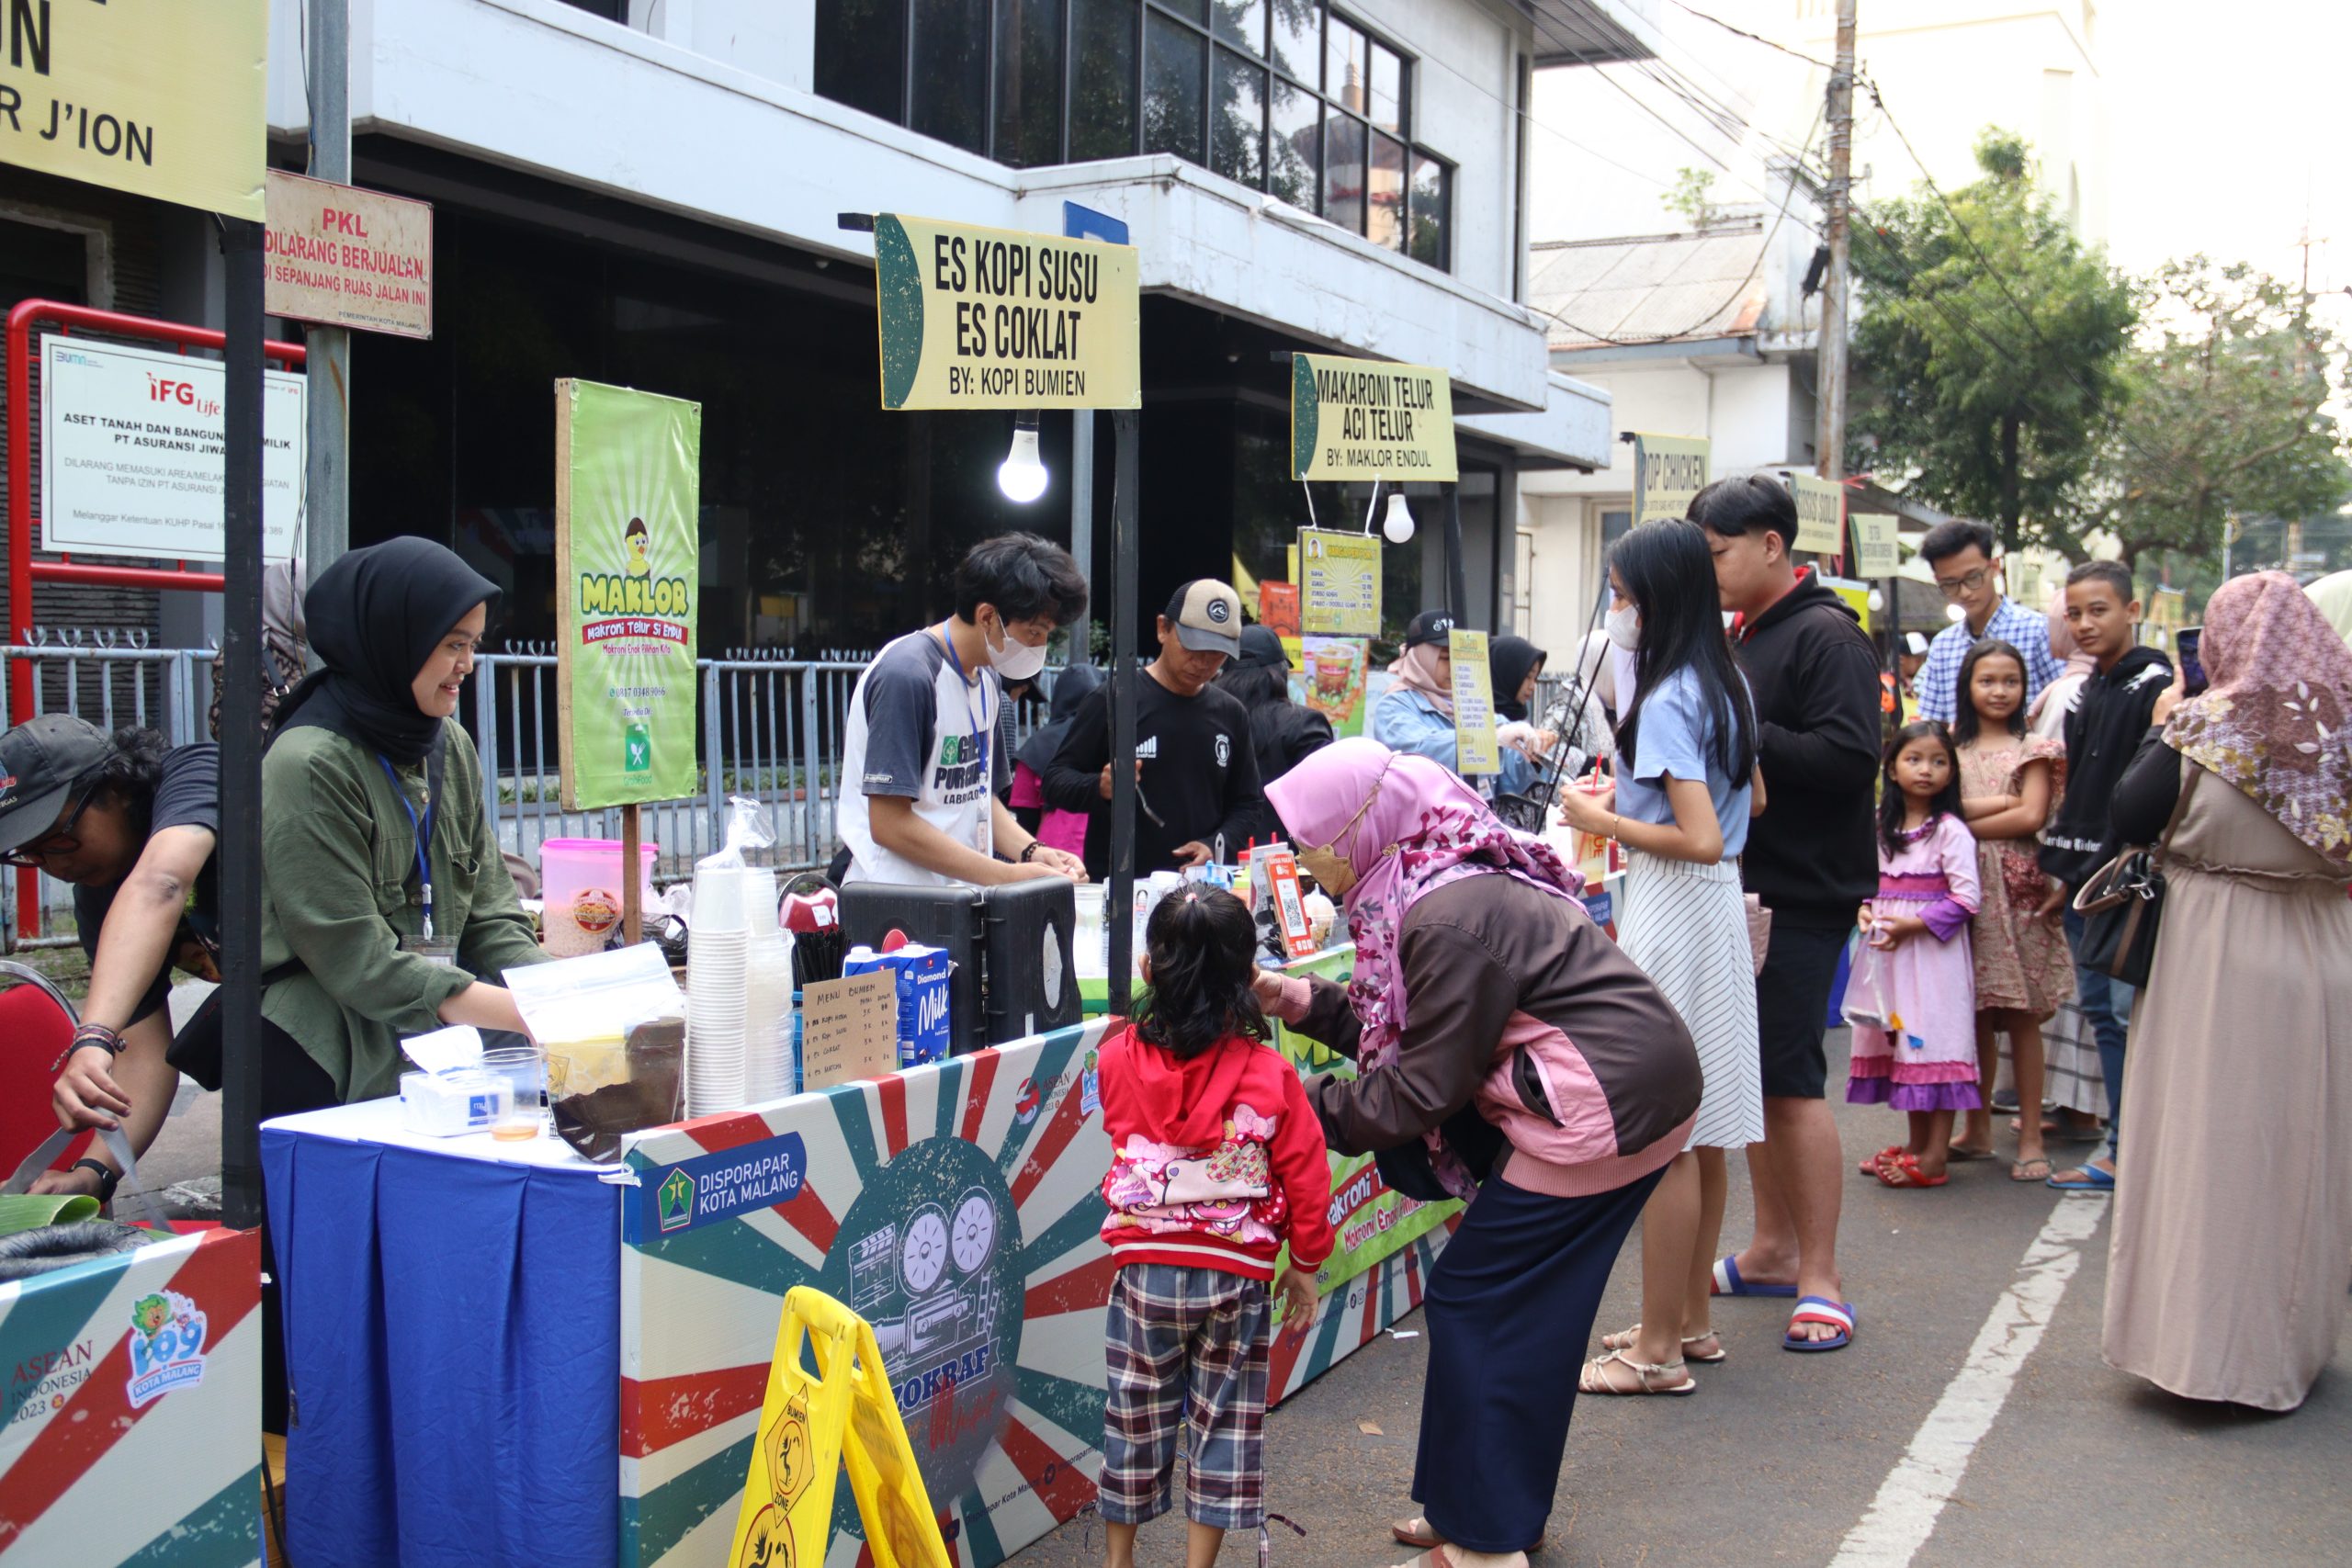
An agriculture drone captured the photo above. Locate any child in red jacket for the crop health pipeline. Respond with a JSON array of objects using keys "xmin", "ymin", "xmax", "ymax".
[{"xmin": 1097, "ymin": 887, "xmax": 1333, "ymax": 1568}]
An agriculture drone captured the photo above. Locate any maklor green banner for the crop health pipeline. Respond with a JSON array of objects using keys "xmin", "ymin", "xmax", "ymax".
[{"xmin": 555, "ymin": 378, "xmax": 702, "ymax": 811}]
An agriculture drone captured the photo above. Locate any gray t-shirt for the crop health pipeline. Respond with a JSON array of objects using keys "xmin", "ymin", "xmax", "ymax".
[{"xmin": 75, "ymin": 742, "xmax": 220, "ymax": 1028}]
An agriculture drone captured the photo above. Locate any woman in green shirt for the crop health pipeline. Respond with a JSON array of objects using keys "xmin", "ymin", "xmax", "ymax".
[{"xmin": 259, "ymin": 536, "xmax": 546, "ymax": 1118}]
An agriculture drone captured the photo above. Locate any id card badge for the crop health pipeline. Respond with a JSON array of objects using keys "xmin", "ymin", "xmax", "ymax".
[{"xmin": 401, "ymin": 936, "xmax": 460, "ymax": 969}]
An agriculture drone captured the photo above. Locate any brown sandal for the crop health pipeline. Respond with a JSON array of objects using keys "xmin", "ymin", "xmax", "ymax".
[
  {"xmin": 1578, "ymin": 1348, "xmax": 1696, "ymax": 1395},
  {"xmin": 1600, "ymin": 1324, "xmax": 1725, "ymax": 1363}
]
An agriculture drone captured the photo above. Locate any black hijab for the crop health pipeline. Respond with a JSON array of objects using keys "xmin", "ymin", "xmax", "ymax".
[
  {"xmin": 1015, "ymin": 664, "xmax": 1103, "ymax": 776},
  {"xmin": 1489, "ymin": 635, "xmax": 1547, "ymax": 723},
  {"xmin": 273, "ymin": 537, "xmax": 501, "ymax": 764}
]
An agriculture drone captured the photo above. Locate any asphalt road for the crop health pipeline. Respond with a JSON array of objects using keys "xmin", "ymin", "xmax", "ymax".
[{"xmin": 1008, "ymin": 1029, "xmax": 2352, "ymax": 1568}]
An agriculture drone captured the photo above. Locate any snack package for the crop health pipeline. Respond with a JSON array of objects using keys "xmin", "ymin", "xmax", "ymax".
[
  {"xmin": 1249, "ymin": 842, "xmax": 1318, "ymax": 960},
  {"xmin": 505, "ymin": 942, "xmax": 688, "ymax": 1162}
]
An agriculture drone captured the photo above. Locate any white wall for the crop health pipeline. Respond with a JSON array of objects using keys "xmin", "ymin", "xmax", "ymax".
[{"xmin": 275, "ymin": 0, "xmax": 1556, "ymax": 406}]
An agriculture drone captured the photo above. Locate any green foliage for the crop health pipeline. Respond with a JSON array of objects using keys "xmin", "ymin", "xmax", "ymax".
[
  {"xmin": 1663, "ymin": 167, "xmax": 1719, "ymax": 231},
  {"xmin": 1848, "ymin": 130, "xmax": 2137, "ymax": 554},
  {"xmin": 2077, "ymin": 259, "xmax": 2351, "ymax": 572}
]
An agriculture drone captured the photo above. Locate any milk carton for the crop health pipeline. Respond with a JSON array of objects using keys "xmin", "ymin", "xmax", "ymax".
[{"xmin": 844, "ymin": 943, "xmax": 954, "ymax": 1067}]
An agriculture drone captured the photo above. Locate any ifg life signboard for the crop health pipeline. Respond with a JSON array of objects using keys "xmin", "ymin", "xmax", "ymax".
[
  {"xmin": 554, "ymin": 379, "xmax": 701, "ymax": 811},
  {"xmin": 872, "ymin": 213, "xmax": 1140, "ymax": 410},
  {"xmin": 39, "ymin": 337, "xmax": 304, "ymax": 563}
]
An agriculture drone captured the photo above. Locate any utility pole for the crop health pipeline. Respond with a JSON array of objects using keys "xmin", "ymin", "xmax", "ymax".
[
  {"xmin": 1815, "ymin": 0, "xmax": 1858, "ymax": 486},
  {"xmin": 304, "ymin": 0, "xmax": 353, "ymax": 591}
]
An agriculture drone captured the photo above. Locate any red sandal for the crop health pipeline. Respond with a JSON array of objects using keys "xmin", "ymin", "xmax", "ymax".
[
  {"xmin": 1857, "ymin": 1144, "xmax": 1905, "ymax": 1177},
  {"xmin": 1876, "ymin": 1152, "xmax": 1949, "ymax": 1188}
]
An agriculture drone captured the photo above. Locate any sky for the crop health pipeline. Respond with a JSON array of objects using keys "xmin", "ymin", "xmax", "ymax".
[{"xmin": 1528, "ymin": 0, "xmax": 2352, "ymax": 321}]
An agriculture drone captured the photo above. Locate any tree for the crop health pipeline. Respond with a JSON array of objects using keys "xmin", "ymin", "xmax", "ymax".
[
  {"xmin": 2075, "ymin": 258, "xmax": 2351, "ymax": 575},
  {"xmin": 1848, "ymin": 130, "xmax": 2138, "ymax": 554},
  {"xmin": 1663, "ymin": 167, "xmax": 1719, "ymax": 231}
]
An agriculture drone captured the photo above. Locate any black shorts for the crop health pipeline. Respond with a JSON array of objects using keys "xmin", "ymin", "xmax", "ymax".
[{"xmin": 1754, "ymin": 919, "xmax": 1851, "ymax": 1100}]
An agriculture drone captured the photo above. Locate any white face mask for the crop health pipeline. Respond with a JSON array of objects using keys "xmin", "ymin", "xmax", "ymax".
[
  {"xmin": 985, "ymin": 615, "xmax": 1050, "ymax": 681},
  {"xmin": 1604, "ymin": 603, "xmax": 1643, "ymax": 651}
]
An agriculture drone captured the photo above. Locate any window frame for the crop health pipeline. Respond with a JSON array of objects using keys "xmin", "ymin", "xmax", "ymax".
[{"xmin": 811, "ymin": 0, "xmax": 1453, "ymax": 272}]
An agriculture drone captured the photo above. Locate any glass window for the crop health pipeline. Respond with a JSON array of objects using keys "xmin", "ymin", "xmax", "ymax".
[
  {"xmin": 1069, "ymin": 0, "xmax": 1138, "ymax": 162},
  {"xmin": 1326, "ymin": 17, "xmax": 1367, "ymax": 114},
  {"xmin": 1267, "ymin": 78, "xmax": 1319, "ymax": 209},
  {"xmin": 1368, "ymin": 130, "xmax": 1407, "ymax": 251},
  {"xmin": 910, "ymin": 0, "xmax": 989, "ymax": 153},
  {"xmin": 1408, "ymin": 150, "xmax": 1450, "ymax": 270},
  {"xmin": 1369, "ymin": 41, "xmax": 1404, "ymax": 134},
  {"xmin": 1323, "ymin": 113, "xmax": 1365, "ymax": 234},
  {"xmin": 1154, "ymin": 0, "xmax": 1209, "ymax": 22},
  {"xmin": 1211, "ymin": 0, "xmax": 1267, "ymax": 54},
  {"xmin": 814, "ymin": 0, "xmax": 904, "ymax": 123},
  {"xmin": 1268, "ymin": 0, "xmax": 1320, "ymax": 85},
  {"xmin": 994, "ymin": 0, "xmax": 1066, "ymax": 167},
  {"xmin": 1211, "ymin": 49, "xmax": 1267, "ymax": 186},
  {"xmin": 1144, "ymin": 12, "xmax": 1208, "ymax": 163}
]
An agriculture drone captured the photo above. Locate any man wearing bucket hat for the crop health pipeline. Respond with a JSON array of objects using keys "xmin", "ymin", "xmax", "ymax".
[
  {"xmin": 0, "ymin": 716, "xmax": 220, "ymax": 1203},
  {"xmin": 1044, "ymin": 579, "xmax": 1266, "ymax": 878}
]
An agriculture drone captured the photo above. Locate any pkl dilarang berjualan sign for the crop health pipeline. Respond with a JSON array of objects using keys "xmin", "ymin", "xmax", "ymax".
[
  {"xmin": 263, "ymin": 171, "xmax": 434, "ymax": 338},
  {"xmin": 871, "ymin": 213, "xmax": 1140, "ymax": 410}
]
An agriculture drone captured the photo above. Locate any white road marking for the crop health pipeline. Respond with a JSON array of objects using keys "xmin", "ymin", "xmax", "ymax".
[{"xmin": 1827, "ymin": 1194, "xmax": 2110, "ymax": 1568}]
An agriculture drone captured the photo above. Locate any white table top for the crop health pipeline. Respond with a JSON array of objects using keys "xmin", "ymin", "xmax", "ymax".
[{"xmin": 262, "ymin": 1097, "xmax": 619, "ymax": 1177}]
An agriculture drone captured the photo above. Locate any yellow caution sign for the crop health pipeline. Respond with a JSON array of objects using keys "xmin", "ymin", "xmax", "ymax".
[{"xmin": 729, "ymin": 1287, "xmax": 953, "ymax": 1568}]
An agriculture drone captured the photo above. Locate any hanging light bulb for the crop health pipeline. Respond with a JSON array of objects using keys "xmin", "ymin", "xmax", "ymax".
[
  {"xmin": 997, "ymin": 411, "xmax": 1047, "ymax": 503},
  {"xmin": 1382, "ymin": 492, "xmax": 1416, "ymax": 544},
  {"xmin": 1867, "ymin": 588, "xmax": 1885, "ymax": 612}
]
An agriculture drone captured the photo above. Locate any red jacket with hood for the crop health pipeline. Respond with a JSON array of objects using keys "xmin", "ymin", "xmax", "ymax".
[{"xmin": 1096, "ymin": 1023, "xmax": 1336, "ymax": 1282}]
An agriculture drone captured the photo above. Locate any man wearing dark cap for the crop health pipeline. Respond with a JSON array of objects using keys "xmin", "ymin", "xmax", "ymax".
[
  {"xmin": 1044, "ymin": 580, "xmax": 1267, "ymax": 878},
  {"xmin": 0, "ymin": 716, "xmax": 220, "ymax": 1202}
]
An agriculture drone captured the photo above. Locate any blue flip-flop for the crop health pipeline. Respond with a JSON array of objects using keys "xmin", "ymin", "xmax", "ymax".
[
  {"xmin": 1783, "ymin": 1296, "xmax": 1855, "ymax": 1352},
  {"xmin": 1711, "ymin": 1256, "xmax": 1799, "ymax": 1298},
  {"xmin": 2046, "ymin": 1162, "xmax": 2115, "ymax": 1191}
]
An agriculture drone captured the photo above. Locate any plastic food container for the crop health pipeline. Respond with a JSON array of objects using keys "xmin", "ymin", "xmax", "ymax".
[{"xmin": 539, "ymin": 838, "xmax": 661, "ymax": 957}]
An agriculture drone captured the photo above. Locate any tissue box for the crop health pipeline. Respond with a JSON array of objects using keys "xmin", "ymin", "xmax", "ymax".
[
  {"xmin": 401, "ymin": 1070, "xmax": 512, "ymax": 1137},
  {"xmin": 844, "ymin": 943, "xmax": 953, "ymax": 1068}
]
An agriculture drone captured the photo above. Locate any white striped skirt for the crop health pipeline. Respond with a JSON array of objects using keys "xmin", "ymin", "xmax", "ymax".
[{"xmin": 1616, "ymin": 851, "xmax": 1765, "ymax": 1149}]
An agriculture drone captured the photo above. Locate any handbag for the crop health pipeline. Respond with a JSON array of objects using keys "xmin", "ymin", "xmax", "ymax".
[
  {"xmin": 2070, "ymin": 763, "xmax": 2202, "ymax": 989},
  {"xmin": 1744, "ymin": 893, "xmax": 1772, "ymax": 976}
]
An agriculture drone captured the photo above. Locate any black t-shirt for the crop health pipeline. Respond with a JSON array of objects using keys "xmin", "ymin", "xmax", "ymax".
[
  {"xmin": 75, "ymin": 742, "xmax": 220, "ymax": 1030},
  {"xmin": 1041, "ymin": 671, "xmax": 1265, "ymax": 878}
]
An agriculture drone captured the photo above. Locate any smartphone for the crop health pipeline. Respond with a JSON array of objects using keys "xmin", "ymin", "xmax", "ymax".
[{"xmin": 2176, "ymin": 626, "xmax": 2207, "ymax": 697}]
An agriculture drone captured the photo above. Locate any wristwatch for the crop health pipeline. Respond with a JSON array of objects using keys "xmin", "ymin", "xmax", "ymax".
[{"xmin": 71, "ymin": 1158, "xmax": 120, "ymax": 1203}]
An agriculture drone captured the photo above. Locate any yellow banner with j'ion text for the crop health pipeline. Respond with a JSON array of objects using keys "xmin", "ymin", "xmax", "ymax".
[
  {"xmin": 873, "ymin": 213, "xmax": 1140, "ymax": 410},
  {"xmin": 0, "ymin": 0, "xmax": 266, "ymax": 220}
]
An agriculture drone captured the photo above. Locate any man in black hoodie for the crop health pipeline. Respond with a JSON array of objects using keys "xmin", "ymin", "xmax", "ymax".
[
  {"xmin": 1694, "ymin": 476, "xmax": 1883, "ymax": 1345},
  {"xmin": 2038, "ymin": 561, "xmax": 2170, "ymax": 1191}
]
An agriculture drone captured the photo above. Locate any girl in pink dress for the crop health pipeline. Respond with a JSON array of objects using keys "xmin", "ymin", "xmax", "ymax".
[{"xmin": 1847, "ymin": 722, "xmax": 1982, "ymax": 1188}]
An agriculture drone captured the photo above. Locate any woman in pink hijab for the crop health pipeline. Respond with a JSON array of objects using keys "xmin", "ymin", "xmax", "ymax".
[{"xmin": 1259, "ymin": 739, "xmax": 1701, "ymax": 1568}]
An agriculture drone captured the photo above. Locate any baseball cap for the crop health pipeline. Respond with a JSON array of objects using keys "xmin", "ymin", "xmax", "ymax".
[
  {"xmin": 1162, "ymin": 580, "xmax": 1244, "ymax": 659},
  {"xmin": 1402, "ymin": 610, "xmax": 1457, "ymax": 649},
  {"xmin": 0, "ymin": 716, "xmax": 114, "ymax": 856},
  {"xmin": 1235, "ymin": 626, "xmax": 1290, "ymax": 671}
]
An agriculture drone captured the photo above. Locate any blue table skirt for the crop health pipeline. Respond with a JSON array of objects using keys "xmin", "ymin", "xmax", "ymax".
[{"xmin": 264, "ymin": 1124, "xmax": 621, "ymax": 1567}]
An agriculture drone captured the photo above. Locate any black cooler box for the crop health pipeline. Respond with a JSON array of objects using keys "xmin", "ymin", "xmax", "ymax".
[{"xmin": 837, "ymin": 878, "xmax": 1080, "ymax": 1053}]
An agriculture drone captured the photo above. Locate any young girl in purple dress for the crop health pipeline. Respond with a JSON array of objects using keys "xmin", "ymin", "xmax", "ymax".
[{"xmin": 1847, "ymin": 722, "xmax": 1983, "ymax": 1188}]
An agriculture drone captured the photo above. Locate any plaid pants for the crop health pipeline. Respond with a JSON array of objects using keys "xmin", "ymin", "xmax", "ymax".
[{"xmin": 1099, "ymin": 1262, "xmax": 1272, "ymax": 1530}]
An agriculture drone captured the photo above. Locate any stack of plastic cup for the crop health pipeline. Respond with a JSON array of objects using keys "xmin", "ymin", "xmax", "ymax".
[
  {"xmin": 687, "ymin": 866, "xmax": 751, "ymax": 1115},
  {"xmin": 741, "ymin": 870, "xmax": 796, "ymax": 1103}
]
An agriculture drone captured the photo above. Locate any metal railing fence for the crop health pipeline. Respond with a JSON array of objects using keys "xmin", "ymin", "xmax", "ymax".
[{"xmin": 3, "ymin": 639, "xmax": 1060, "ymax": 946}]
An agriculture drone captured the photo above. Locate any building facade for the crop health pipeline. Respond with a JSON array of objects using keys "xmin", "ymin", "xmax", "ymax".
[{"xmin": 4, "ymin": 0, "xmax": 1625, "ymax": 673}]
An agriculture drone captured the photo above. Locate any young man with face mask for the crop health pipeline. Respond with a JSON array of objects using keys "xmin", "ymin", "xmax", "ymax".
[
  {"xmin": 1044, "ymin": 580, "xmax": 1266, "ymax": 880},
  {"xmin": 838, "ymin": 534, "xmax": 1092, "ymax": 888}
]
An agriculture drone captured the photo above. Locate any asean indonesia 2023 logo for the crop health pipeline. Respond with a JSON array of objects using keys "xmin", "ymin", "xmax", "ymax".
[{"xmin": 125, "ymin": 1291, "xmax": 209, "ymax": 1409}]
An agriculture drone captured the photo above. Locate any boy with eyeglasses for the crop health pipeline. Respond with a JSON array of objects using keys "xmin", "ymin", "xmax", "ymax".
[
  {"xmin": 1914, "ymin": 520, "xmax": 2062, "ymax": 726},
  {"xmin": 0, "ymin": 716, "xmax": 220, "ymax": 1203}
]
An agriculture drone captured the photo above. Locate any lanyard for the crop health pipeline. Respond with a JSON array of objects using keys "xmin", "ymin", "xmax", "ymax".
[
  {"xmin": 379, "ymin": 755, "xmax": 437, "ymax": 940},
  {"xmin": 933, "ymin": 626, "xmax": 993, "ymax": 768}
]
